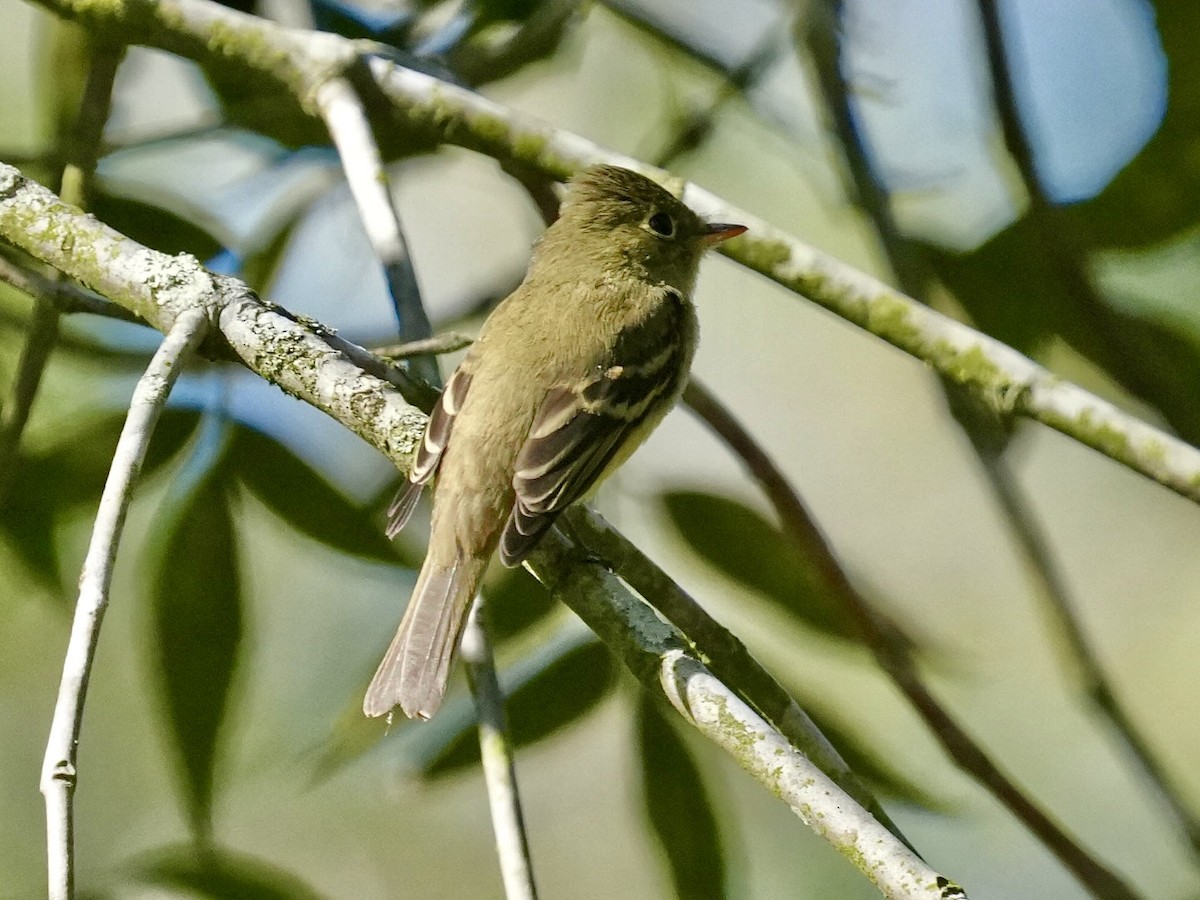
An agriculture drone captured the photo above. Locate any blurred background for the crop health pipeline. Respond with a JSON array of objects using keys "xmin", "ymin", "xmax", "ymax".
[{"xmin": 2, "ymin": 0, "xmax": 1199, "ymax": 897}]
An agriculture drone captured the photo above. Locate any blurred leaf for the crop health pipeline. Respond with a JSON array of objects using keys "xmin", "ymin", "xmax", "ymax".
[
  {"xmin": 229, "ymin": 426, "xmax": 400, "ymax": 564},
  {"xmin": 1074, "ymin": 1, "xmax": 1200, "ymax": 248},
  {"xmin": 662, "ymin": 490, "xmax": 855, "ymax": 641},
  {"xmin": 0, "ymin": 466, "xmax": 61, "ymax": 590},
  {"xmin": 134, "ymin": 843, "xmax": 325, "ymax": 900},
  {"xmin": 637, "ymin": 696, "xmax": 726, "ymax": 900},
  {"xmin": 483, "ymin": 563, "xmax": 556, "ymax": 644},
  {"xmin": 241, "ymin": 214, "xmax": 302, "ymax": 297},
  {"xmin": 928, "ymin": 221, "xmax": 1200, "ymax": 444},
  {"xmin": 309, "ymin": 690, "xmax": 396, "ymax": 785},
  {"xmin": 0, "ymin": 409, "xmax": 199, "ymax": 591},
  {"xmin": 1093, "ymin": 306, "xmax": 1200, "ymax": 446},
  {"xmin": 148, "ymin": 465, "xmax": 242, "ymax": 841},
  {"xmin": 476, "ymin": 0, "xmax": 544, "ymax": 23},
  {"xmin": 422, "ymin": 638, "xmax": 614, "ymax": 777},
  {"xmin": 91, "ymin": 190, "xmax": 222, "ymax": 260},
  {"xmin": 922, "ymin": 220, "xmax": 1073, "ymax": 357}
]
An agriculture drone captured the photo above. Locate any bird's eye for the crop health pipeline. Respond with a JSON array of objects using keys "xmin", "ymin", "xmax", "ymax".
[{"xmin": 647, "ymin": 211, "xmax": 676, "ymax": 238}]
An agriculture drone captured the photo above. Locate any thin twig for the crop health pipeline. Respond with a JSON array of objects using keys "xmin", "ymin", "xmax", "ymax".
[
  {"xmin": 462, "ymin": 598, "xmax": 538, "ymax": 900},
  {"xmin": 3, "ymin": 157, "xmax": 949, "ymax": 896},
  {"xmin": 312, "ymin": 72, "xmax": 439, "ymax": 386},
  {"xmin": 0, "ymin": 254, "xmax": 149, "ymax": 324},
  {"xmin": 528, "ymin": 528, "xmax": 968, "ymax": 900},
  {"xmin": 40, "ymin": 308, "xmax": 208, "ymax": 900},
  {"xmin": 682, "ymin": 380, "xmax": 1137, "ymax": 900},
  {"xmin": 21, "ymin": 0, "xmax": 1200, "ymax": 508},
  {"xmin": 974, "ymin": 0, "xmax": 1200, "ymax": 857},
  {"xmin": 373, "ymin": 331, "xmax": 474, "ymax": 360}
]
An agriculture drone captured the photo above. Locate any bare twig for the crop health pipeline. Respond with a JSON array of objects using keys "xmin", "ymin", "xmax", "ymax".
[
  {"xmin": 40, "ymin": 308, "xmax": 207, "ymax": 900},
  {"xmin": 462, "ymin": 599, "xmax": 538, "ymax": 900},
  {"xmin": 373, "ymin": 331, "xmax": 474, "ymax": 360},
  {"xmin": 312, "ymin": 72, "xmax": 439, "ymax": 386},
  {"xmin": 681, "ymin": 379, "xmax": 1137, "ymax": 899},
  {"xmin": 0, "ymin": 254, "xmax": 149, "ymax": 324},
  {"xmin": 22, "ymin": 0, "xmax": 1200, "ymax": 507}
]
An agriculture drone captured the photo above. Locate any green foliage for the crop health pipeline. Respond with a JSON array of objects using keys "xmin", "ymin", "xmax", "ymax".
[
  {"xmin": 133, "ymin": 844, "xmax": 326, "ymax": 900},
  {"xmin": 421, "ymin": 638, "xmax": 615, "ymax": 777},
  {"xmin": 0, "ymin": 409, "xmax": 198, "ymax": 590},
  {"xmin": 638, "ymin": 696, "xmax": 727, "ymax": 900},
  {"xmin": 147, "ymin": 454, "xmax": 242, "ymax": 842},
  {"xmin": 482, "ymin": 562, "xmax": 557, "ymax": 644},
  {"xmin": 229, "ymin": 425, "xmax": 400, "ymax": 564},
  {"xmin": 661, "ymin": 490, "xmax": 856, "ymax": 641},
  {"xmin": 1075, "ymin": 1, "xmax": 1200, "ymax": 248},
  {"xmin": 91, "ymin": 190, "xmax": 223, "ymax": 260}
]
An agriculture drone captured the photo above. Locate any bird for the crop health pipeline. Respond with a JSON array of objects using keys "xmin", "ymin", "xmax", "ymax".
[{"xmin": 363, "ymin": 164, "xmax": 746, "ymax": 720}]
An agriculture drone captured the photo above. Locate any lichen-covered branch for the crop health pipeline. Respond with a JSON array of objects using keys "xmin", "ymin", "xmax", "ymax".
[
  {"xmin": 41, "ymin": 308, "xmax": 208, "ymax": 900},
  {"xmin": 526, "ymin": 528, "xmax": 967, "ymax": 900},
  {"xmin": 0, "ymin": 163, "xmax": 427, "ymax": 467},
  {"xmin": 23, "ymin": 0, "xmax": 1200, "ymax": 506},
  {"xmin": 0, "ymin": 160, "xmax": 956, "ymax": 897}
]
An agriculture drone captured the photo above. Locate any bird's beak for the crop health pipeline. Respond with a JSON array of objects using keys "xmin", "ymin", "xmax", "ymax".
[{"xmin": 700, "ymin": 222, "xmax": 748, "ymax": 246}]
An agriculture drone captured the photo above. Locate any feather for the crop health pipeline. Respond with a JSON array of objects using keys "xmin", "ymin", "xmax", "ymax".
[
  {"xmin": 385, "ymin": 369, "xmax": 473, "ymax": 538},
  {"xmin": 363, "ymin": 549, "xmax": 489, "ymax": 719},
  {"xmin": 498, "ymin": 292, "xmax": 687, "ymax": 566}
]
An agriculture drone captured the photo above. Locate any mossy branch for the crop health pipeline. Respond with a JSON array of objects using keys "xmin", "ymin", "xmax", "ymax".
[
  {"xmin": 24, "ymin": 0, "xmax": 1200, "ymax": 507},
  {"xmin": 0, "ymin": 161, "xmax": 966, "ymax": 899}
]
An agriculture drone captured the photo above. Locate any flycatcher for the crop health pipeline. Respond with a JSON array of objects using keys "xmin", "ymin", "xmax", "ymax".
[{"xmin": 364, "ymin": 165, "xmax": 746, "ymax": 719}]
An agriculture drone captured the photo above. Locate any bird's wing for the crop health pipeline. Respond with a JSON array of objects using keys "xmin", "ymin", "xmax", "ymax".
[
  {"xmin": 386, "ymin": 367, "xmax": 473, "ymax": 538},
  {"xmin": 499, "ymin": 291, "xmax": 687, "ymax": 565}
]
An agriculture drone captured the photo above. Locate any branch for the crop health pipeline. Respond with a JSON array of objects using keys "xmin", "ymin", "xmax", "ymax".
[
  {"xmin": 0, "ymin": 254, "xmax": 150, "ymax": 324},
  {"xmin": 681, "ymin": 381, "xmax": 1138, "ymax": 899},
  {"xmin": 527, "ymin": 528, "xmax": 966, "ymax": 900},
  {"xmin": 312, "ymin": 70, "xmax": 439, "ymax": 385},
  {"xmin": 462, "ymin": 599, "xmax": 538, "ymax": 900},
  {"xmin": 975, "ymin": 0, "xmax": 1200, "ymax": 853},
  {"xmin": 564, "ymin": 505, "xmax": 912, "ymax": 850},
  {"xmin": 26, "ymin": 0, "xmax": 1200, "ymax": 507},
  {"xmin": 0, "ymin": 164, "xmax": 429, "ymax": 464},
  {"xmin": 373, "ymin": 331, "xmax": 474, "ymax": 360},
  {"xmin": 0, "ymin": 161, "xmax": 962, "ymax": 898},
  {"xmin": 40, "ymin": 308, "xmax": 208, "ymax": 900}
]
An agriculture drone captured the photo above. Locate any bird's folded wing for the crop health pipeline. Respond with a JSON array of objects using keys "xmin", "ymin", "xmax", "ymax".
[
  {"xmin": 386, "ymin": 368, "xmax": 473, "ymax": 538},
  {"xmin": 499, "ymin": 294, "xmax": 686, "ymax": 565}
]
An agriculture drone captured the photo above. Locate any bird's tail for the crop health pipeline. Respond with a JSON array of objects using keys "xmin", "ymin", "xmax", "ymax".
[{"xmin": 362, "ymin": 549, "xmax": 489, "ymax": 719}]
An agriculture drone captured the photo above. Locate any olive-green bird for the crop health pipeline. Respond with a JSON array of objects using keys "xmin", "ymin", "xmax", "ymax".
[{"xmin": 363, "ymin": 165, "xmax": 746, "ymax": 719}]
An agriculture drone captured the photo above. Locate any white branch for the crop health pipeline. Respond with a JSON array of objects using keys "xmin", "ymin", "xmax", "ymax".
[
  {"xmin": 462, "ymin": 599, "xmax": 538, "ymax": 900},
  {"xmin": 40, "ymin": 308, "xmax": 209, "ymax": 900},
  {"xmin": 23, "ymin": 0, "xmax": 1200, "ymax": 502},
  {"xmin": 527, "ymin": 529, "xmax": 968, "ymax": 899},
  {"xmin": 313, "ymin": 76, "xmax": 434, "ymax": 366},
  {"xmin": 661, "ymin": 652, "xmax": 965, "ymax": 900}
]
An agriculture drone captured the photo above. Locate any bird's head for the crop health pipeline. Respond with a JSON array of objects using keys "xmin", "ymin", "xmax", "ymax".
[{"xmin": 545, "ymin": 165, "xmax": 746, "ymax": 292}]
